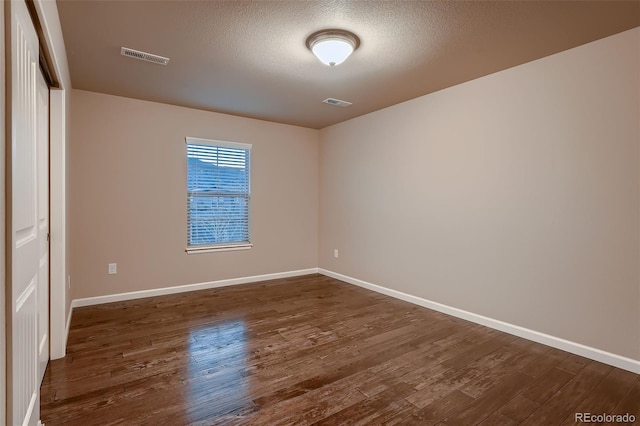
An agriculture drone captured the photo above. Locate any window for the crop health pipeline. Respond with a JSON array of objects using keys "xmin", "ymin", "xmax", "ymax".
[{"xmin": 186, "ymin": 137, "xmax": 252, "ymax": 253}]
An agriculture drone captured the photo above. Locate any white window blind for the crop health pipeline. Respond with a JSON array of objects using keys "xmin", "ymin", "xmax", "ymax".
[{"xmin": 186, "ymin": 137, "xmax": 252, "ymax": 252}]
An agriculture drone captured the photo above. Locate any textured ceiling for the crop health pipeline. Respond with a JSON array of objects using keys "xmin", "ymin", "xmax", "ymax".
[{"xmin": 57, "ymin": 1, "xmax": 640, "ymax": 129}]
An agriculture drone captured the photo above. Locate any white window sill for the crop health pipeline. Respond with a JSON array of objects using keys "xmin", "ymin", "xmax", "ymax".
[{"xmin": 186, "ymin": 243, "xmax": 253, "ymax": 254}]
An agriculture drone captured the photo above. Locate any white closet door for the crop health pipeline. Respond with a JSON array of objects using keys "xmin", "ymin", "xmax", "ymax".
[{"xmin": 9, "ymin": 0, "xmax": 41, "ymax": 424}]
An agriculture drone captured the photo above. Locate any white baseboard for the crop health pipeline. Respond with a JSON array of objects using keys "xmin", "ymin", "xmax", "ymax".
[
  {"xmin": 66, "ymin": 266, "xmax": 639, "ymax": 374},
  {"xmin": 71, "ymin": 268, "xmax": 319, "ymax": 309},
  {"xmin": 51, "ymin": 302, "xmax": 74, "ymax": 360},
  {"xmin": 64, "ymin": 303, "xmax": 73, "ymax": 352},
  {"xmin": 318, "ymin": 268, "xmax": 640, "ymax": 374}
]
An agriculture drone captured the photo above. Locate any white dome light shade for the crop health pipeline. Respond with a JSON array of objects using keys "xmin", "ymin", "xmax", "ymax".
[
  {"xmin": 312, "ymin": 39, "xmax": 354, "ymax": 66},
  {"xmin": 306, "ymin": 29, "xmax": 360, "ymax": 67}
]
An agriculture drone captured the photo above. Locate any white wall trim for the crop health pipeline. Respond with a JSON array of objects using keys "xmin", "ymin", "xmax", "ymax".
[
  {"xmin": 71, "ymin": 268, "xmax": 319, "ymax": 308},
  {"xmin": 64, "ymin": 302, "xmax": 73, "ymax": 347},
  {"xmin": 66, "ymin": 266, "xmax": 640, "ymax": 374},
  {"xmin": 0, "ymin": 2, "xmax": 6, "ymax": 422},
  {"xmin": 33, "ymin": 0, "xmax": 72, "ymax": 362},
  {"xmin": 49, "ymin": 89, "xmax": 67, "ymax": 360},
  {"xmin": 318, "ymin": 268, "xmax": 640, "ymax": 374},
  {"xmin": 32, "ymin": 0, "xmax": 72, "ymax": 89}
]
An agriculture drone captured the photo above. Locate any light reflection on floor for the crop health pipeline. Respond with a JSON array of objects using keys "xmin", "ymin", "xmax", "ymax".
[{"xmin": 187, "ymin": 319, "xmax": 255, "ymax": 422}]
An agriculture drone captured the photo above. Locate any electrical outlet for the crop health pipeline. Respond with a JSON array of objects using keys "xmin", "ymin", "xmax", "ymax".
[
  {"xmin": 333, "ymin": 249, "xmax": 339, "ymax": 259},
  {"xmin": 108, "ymin": 263, "xmax": 117, "ymax": 275}
]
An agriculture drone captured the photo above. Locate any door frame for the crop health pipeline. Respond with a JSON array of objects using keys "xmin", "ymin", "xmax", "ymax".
[
  {"xmin": 30, "ymin": 0, "xmax": 71, "ymax": 363},
  {"xmin": 1, "ymin": 2, "xmax": 6, "ymax": 423},
  {"xmin": 36, "ymin": 64, "xmax": 49, "ymax": 385}
]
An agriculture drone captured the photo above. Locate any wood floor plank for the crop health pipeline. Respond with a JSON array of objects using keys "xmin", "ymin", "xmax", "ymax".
[
  {"xmin": 405, "ymin": 336, "xmax": 524, "ymax": 409},
  {"xmin": 497, "ymin": 394, "xmax": 540, "ymax": 423},
  {"xmin": 560, "ymin": 367, "xmax": 639, "ymax": 425},
  {"xmin": 410, "ymin": 390, "xmax": 475, "ymax": 425},
  {"xmin": 311, "ymin": 382, "xmax": 415, "ymax": 425},
  {"xmin": 478, "ymin": 411, "xmax": 519, "ymax": 426},
  {"xmin": 612, "ymin": 376, "xmax": 640, "ymax": 420},
  {"xmin": 40, "ymin": 274, "xmax": 640, "ymax": 425},
  {"xmin": 554, "ymin": 352, "xmax": 592, "ymax": 374},
  {"xmin": 520, "ymin": 360, "xmax": 613, "ymax": 425},
  {"xmin": 459, "ymin": 339, "xmax": 550, "ymax": 399},
  {"xmin": 441, "ymin": 333, "xmax": 515, "ymax": 370},
  {"xmin": 519, "ymin": 347, "xmax": 569, "ymax": 378},
  {"xmin": 438, "ymin": 372, "xmax": 536, "ymax": 425},
  {"xmin": 350, "ymin": 398, "xmax": 419, "ymax": 426},
  {"xmin": 521, "ymin": 366, "xmax": 575, "ymax": 405}
]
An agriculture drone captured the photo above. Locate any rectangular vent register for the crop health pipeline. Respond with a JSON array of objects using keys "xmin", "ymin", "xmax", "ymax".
[
  {"xmin": 322, "ymin": 98, "xmax": 352, "ymax": 107},
  {"xmin": 120, "ymin": 47, "xmax": 170, "ymax": 65}
]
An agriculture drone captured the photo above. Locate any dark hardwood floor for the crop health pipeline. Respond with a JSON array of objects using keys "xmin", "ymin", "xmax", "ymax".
[{"xmin": 41, "ymin": 274, "xmax": 640, "ymax": 425}]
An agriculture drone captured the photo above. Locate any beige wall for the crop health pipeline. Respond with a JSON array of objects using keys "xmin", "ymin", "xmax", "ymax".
[
  {"xmin": 69, "ymin": 90, "xmax": 318, "ymax": 299},
  {"xmin": 319, "ymin": 28, "xmax": 640, "ymax": 360}
]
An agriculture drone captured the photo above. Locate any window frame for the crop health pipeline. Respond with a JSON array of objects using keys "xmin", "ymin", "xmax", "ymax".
[{"xmin": 185, "ymin": 137, "xmax": 252, "ymax": 254}]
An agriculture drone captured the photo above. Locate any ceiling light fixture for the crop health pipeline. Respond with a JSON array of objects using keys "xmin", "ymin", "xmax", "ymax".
[{"xmin": 306, "ymin": 29, "xmax": 360, "ymax": 67}]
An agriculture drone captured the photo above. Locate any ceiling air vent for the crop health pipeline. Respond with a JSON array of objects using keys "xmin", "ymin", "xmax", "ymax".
[
  {"xmin": 322, "ymin": 98, "xmax": 352, "ymax": 108},
  {"xmin": 120, "ymin": 47, "xmax": 170, "ymax": 65}
]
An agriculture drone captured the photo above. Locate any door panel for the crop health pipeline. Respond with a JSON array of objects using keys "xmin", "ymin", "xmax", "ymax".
[
  {"xmin": 10, "ymin": 0, "xmax": 41, "ymax": 424},
  {"xmin": 37, "ymin": 68, "xmax": 50, "ymax": 385}
]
